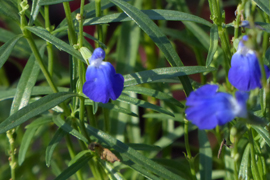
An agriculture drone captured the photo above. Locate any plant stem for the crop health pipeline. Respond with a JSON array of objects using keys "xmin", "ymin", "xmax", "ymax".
[
  {"xmin": 7, "ymin": 129, "xmax": 16, "ymax": 180},
  {"xmin": 95, "ymin": 0, "xmax": 103, "ymax": 43},
  {"xmin": 248, "ymin": 126, "xmax": 260, "ymax": 180},
  {"xmin": 184, "ymin": 120, "xmax": 197, "ymax": 180},
  {"xmin": 44, "ymin": 5, "xmax": 54, "ymax": 76},
  {"xmin": 63, "ymin": 2, "xmax": 77, "ymax": 45}
]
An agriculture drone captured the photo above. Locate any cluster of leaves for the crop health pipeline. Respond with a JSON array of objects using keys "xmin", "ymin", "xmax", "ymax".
[{"xmin": 0, "ymin": 0, "xmax": 270, "ymax": 180}]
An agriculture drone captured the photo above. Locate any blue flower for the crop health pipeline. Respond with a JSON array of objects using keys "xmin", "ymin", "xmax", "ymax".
[
  {"xmin": 185, "ymin": 85, "xmax": 248, "ymax": 130},
  {"xmin": 228, "ymin": 35, "xmax": 270, "ymax": 91},
  {"xmin": 83, "ymin": 48, "xmax": 124, "ymax": 103}
]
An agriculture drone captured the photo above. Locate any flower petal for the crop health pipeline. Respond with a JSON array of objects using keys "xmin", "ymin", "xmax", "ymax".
[
  {"xmin": 228, "ymin": 51, "xmax": 262, "ymax": 91},
  {"xmin": 83, "ymin": 62, "xmax": 124, "ymax": 103}
]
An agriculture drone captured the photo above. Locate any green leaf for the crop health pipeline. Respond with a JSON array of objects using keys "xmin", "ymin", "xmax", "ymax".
[
  {"xmin": 83, "ymin": 9, "xmax": 212, "ymax": 27},
  {"xmin": 29, "ymin": 0, "xmax": 41, "ymax": 26},
  {"xmin": 18, "ymin": 126, "xmax": 38, "ymax": 165},
  {"xmin": 85, "ymin": 99, "xmax": 138, "ymax": 117},
  {"xmin": 253, "ymin": 0, "xmax": 270, "ymax": 16},
  {"xmin": 198, "ymin": 130, "xmax": 212, "ymax": 180},
  {"xmin": 123, "ymin": 86, "xmax": 184, "ymax": 108},
  {"xmin": 126, "ymin": 143, "xmax": 161, "ymax": 151},
  {"xmin": 10, "ymin": 44, "xmax": 45, "ymax": 115},
  {"xmin": 253, "ymin": 126, "xmax": 270, "ymax": 148},
  {"xmin": 206, "ymin": 25, "xmax": 219, "ymax": 67},
  {"xmin": 46, "ymin": 128, "xmax": 67, "ymax": 167},
  {"xmin": 108, "ymin": 0, "xmax": 192, "ymax": 95},
  {"xmin": 117, "ymin": 94, "xmax": 174, "ymax": 117},
  {"xmin": 123, "ymin": 66, "xmax": 216, "ymax": 87},
  {"xmin": 54, "ymin": 155, "xmax": 92, "ymax": 180},
  {"xmin": 25, "ymin": 26, "xmax": 84, "ymax": 62},
  {"xmin": 68, "ymin": 150, "xmax": 91, "ymax": 166},
  {"xmin": 25, "ymin": 116, "xmax": 52, "ymax": 129},
  {"xmin": 39, "ymin": 0, "xmax": 74, "ymax": 6},
  {"xmin": 0, "ymin": 34, "xmax": 24, "ymax": 69},
  {"xmin": 0, "ymin": 86, "xmax": 69, "ymax": 101},
  {"xmin": 0, "ymin": 92, "xmax": 76, "ymax": 134},
  {"xmin": 53, "ymin": 115, "xmax": 88, "ymax": 143},
  {"xmin": 85, "ymin": 124, "xmax": 184, "ymax": 180},
  {"xmin": 143, "ymin": 113, "xmax": 183, "ymax": 122},
  {"xmin": 0, "ymin": 1, "xmax": 20, "ymax": 22}
]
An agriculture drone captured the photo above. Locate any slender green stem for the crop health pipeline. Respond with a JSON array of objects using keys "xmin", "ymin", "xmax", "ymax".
[
  {"xmin": 65, "ymin": 135, "xmax": 83, "ymax": 180},
  {"xmin": 44, "ymin": 5, "xmax": 54, "ymax": 76},
  {"xmin": 184, "ymin": 120, "xmax": 197, "ymax": 180},
  {"xmin": 95, "ymin": 0, "xmax": 103, "ymax": 44},
  {"xmin": 78, "ymin": 0, "xmax": 85, "ymax": 47},
  {"xmin": 248, "ymin": 126, "xmax": 260, "ymax": 180},
  {"xmin": 63, "ymin": 2, "xmax": 77, "ymax": 44},
  {"xmin": 103, "ymin": 108, "xmax": 110, "ymax": 133},
  {"xmin": 86, "ymin": 106, "xmax": 97, "ymax": 127}
]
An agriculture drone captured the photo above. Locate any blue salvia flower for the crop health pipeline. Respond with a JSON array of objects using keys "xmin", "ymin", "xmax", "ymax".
[
  {"xmin": 83, "ymin": 48, "xmax": 124, "ymax": 103},
  {"xmin": 228, "ymin": 35, "xmax": 270, "ymax": 91},
  {"xmin": 185, "ymin": 85, "xmax": 248, "ymax": 130}
]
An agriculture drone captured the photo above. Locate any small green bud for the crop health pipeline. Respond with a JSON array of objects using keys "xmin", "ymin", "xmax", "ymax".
[
  {"xmin": 230, "ymin": 127, "xmax": 237, "ymax": 137},
  {"xmin": 20, "ymin": 0, "xmax": 29, "ymax": 15},
  {"xmin": 80, "ymin": 47, "xmax": 92, "ymax": 65}
]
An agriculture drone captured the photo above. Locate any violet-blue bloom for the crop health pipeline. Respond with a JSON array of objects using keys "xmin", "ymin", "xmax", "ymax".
[
  {"xmin": 83, "ymin": 48, "xmax": 124, "ymax": 103},
  {"xmin": 228, "ymin": 35, "xmax": 270, "ymax": 91},
  {"xmin": 185, "ymin": 85, "xmax": 248, "ymax": 130}
]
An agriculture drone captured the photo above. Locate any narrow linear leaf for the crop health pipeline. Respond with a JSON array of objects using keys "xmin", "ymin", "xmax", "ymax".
[
  {"xmin": 84, "ymin": 9, "xmax": 212, "ymax": 27},
  {"xmin": 39, "ymin": 0, "xmax": 74, "ymax": 6},
  {"xmin": 143, "ymin": 113, "xmax": 183, "ymax": 122},
  {"xmin": 0, "ymin": 1, "xmax": 20, "ymax": 22},
  {"xmin": 109, "ymin": 0, "xmax": 192, "ymax": 95},
  {"xmin": 29, "ymin": 0, "xmax": 41, "ymax": 26},
  {"xmin": 0, "ymin": 86, "xmax": 69, "ymax": 101},
  {"xmin": 117, "ymin": 95, "xmax": 174, "ymax": 117},
  {"xmin": 123, "ymin": 66, "xmax": 216, "ymax": 87},
  {"xmin": 126, "ymin": 143, "xmax": 161, "ymax": 151},
  {"xmin": 25, "ymin": 116, "xmax": 52, "ymax": 129},
  {"xmin": 238, "ymin": 144, "xmax": 250, "ymax": 180},
  {"xmin": 123, "ymin": 86, "xmax": 184, "ymax": 108},
  {"xmin": 198, "ymin": 130, "xmax": 212, "ymax": 180},
  {"xmin": 53, "ymin": 115, "xmax": 88, "ymax": 143},
  {"xmin": 0, "ymin": 34, "xmax": 24, "ymax": 69},
  {"xmin": 85, "ymin": 99, "xmax": 138, "ymax": 117},
  {"xmin": 253, "ymin": 126, "xmax": 270, "ymax": 148},
  {"xmin": 25, "ymin": 26, "xmax": 84, "ymax": 61},
  {"xmin": 68, "ymin": 150, "xmax": 91, "ymax": 166},
  {"xmin": 206, "ymin": 25, "xmax": 219, "ymax": 67},
  {"xmin": 18, "ymin": 126, "xmax": 38, "ymax": 165},
  {"xmin": 85, "ymin": 124, "xmax": 185, "ymax": 180},
  {"xmin": 54, "ymin": 155, "xmax": 92, "ymax": 180},
  {"xmin": 253, "ymin": 0, "xmax": 270, "ymax": 16},
  {"xmin": 10, "ymin": 44, "xmax": 45, "ymax": 115},
  {"xmin": 99, "ymin": 160, "xmax": 125, "ymax": 180},
  {"xmin": 46, "ymin": 128, "xmax": 67, "ymax": 167},
  {"xmin": 0, "ymin": 92, "xmax": 76, "ymax": 134}
]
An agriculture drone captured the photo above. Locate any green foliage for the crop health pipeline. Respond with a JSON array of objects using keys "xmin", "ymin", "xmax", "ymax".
[{"xmin": 1, "ymin": 0, "xmax": 270, "ymax": 179}]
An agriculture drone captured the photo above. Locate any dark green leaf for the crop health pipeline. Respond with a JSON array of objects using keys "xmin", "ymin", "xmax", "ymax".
[
  {"xmin": 85, "ymin": 99, "xmax": 138, "ymax": 117},
  {"xmin": 0, "ymin": 86, "xmax": 69, "ymax": 101},
  {"xmin": 0, "ymin": 34, "xmax": 24, "ymax": 69},
  {"xmin": 198, "ymin": 130, "xmax": 212, "ymax": 180},
  {"xmin": 68, "ymin": 150, "xmax": 91, "ymax": 166},
  {"xmin": 206, "ymin": 25, "xmax": 219, "ymax": 67},
  {"xmin": 46, "ymin": 128, "xmax": 67, "ymax": 167},
  {"xmin": 126, "ymin": 143, "xmax": 161, "ymax": 151},
  {"xmin": 10, "ymin": 44, "xmax": 45, "ymax": 115},
  {"xmin": 117, "ymin": 95, "xmax": 174, "ymax": 117},
  {"xmin": 29, "ymin": 0, "xmax": 41, "ymax": 26},
  {"xmin": 86, "ymin": 124, "xmax": 184, "ymax": 180},
  {"xmin": 53, "ymin": 115, "xmax": 88, "ymax": 143},
  {"xmin": 0, "ymin": 1, "xmax": 20, "ymax": 22},
  {"xmin": 54, "ymin": 155, "xmax": 92, "ymax": 180},
  {"xmin": 253, "ymin": 126, "xmax": 270, "ymax": 148},
  {"xmin": 0, "ymin": 92, "xmax": 76, "ymax": 134},
  {"xmin": 39, "ymin": 0, "xmax": 74, "ymax": 6},
  {"xmin": 18, "ymin": 126, "xmax": 38, "ymax": 165},
  {"xmin": 253, "ymin": 0, "xmax": 270, "ymax": 16},
  {"xmin": 123, "ymin": 66, "xmax": 216, "ymax": 87},
  {"xmin": 109, "ymin": 0, "xmax": 193, "ymax": 95},
  {"xmin": 25, "ymin": 26, "xmax": 84, "ymax": 61},
  {"xmin": 123, "ymin": 86, "xmax": 184, "ymax": 108},
  {"xmin": 25, "ymin": 116, "xmax": 52, "ymax": 129},
  {"xmin": 84, "ymin": 9, "xmax": 212, "ymax": 27}
]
